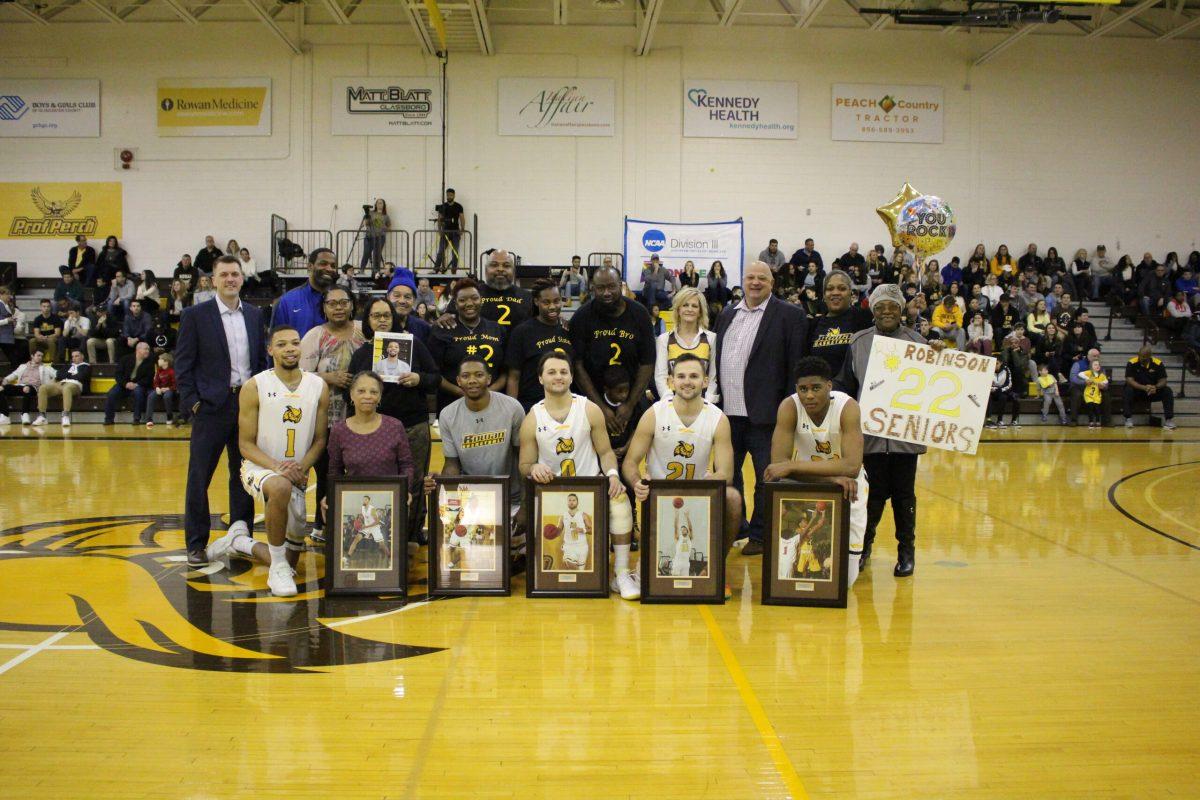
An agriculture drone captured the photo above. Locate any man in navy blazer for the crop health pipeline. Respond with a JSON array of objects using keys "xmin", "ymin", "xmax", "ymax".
[
  {"xmin": 713, "ymin": 261, "xmax": 807, "ymax": 554},
  {"xmin": 176, "ymin": 256, "xmax": 268, "ymax": 567}
]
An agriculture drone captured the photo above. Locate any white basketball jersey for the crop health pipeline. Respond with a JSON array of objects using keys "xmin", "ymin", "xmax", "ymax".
[
  {"xmin": 253, "ymin": 369, "xmax": 324, "ymax": 463},
  {"xmin": 563, "ymin": 508, "xmax": 586, "ymax": 536},
  {"xmin": 361, "ymin": 504, "xmax": 379, "ymax": 527},
  {"xmin": 779, "ymin": 534, "xmax": 799, "ymax": 577},
  {"xmin": 533, "ymin": 394, "xmax": 599, "ymax": 477},
  {"xmin": 646, "ymin": 398, "xmax": 722, "ymax": 481}
]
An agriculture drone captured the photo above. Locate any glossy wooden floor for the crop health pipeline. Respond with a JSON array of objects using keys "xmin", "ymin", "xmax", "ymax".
[{"xmin": 1, "ymin": 425, "xmax": 1198, "ymax": 799}]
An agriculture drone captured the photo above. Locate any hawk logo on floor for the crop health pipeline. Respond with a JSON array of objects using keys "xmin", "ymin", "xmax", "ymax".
[
  {"xmin": 282, "ymin": 405, "xmax": 303, "ymax": 423},
  {"xmin": 673, "ymin": 441, "xmax": 695, "ymax": 458},
  {"xmin": 555, "ymin": 437, "xmax": 575, "ymax": 455},
  {"xmin": 0, "ymin": 515, "xmax": 442, "ymax": 673}
]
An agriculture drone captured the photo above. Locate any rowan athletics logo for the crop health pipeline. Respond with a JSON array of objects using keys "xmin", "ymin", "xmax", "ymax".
[
  {"xmin": 9, "ymin": 187, "xmax": 96, "ymax": 237},
  {"xmin": 282, "ymin": 405, "xmax": 303, "ymax": 423},
  {"xmin": 555, "ymin": 437, "xmax": 575, "ymax": 455},
  {"xmin": 0, "ymin": 515, "xmax": 442, "ymax": 672},
  {"xmin": 673, "ymin": 441, "xmax": 695, "ymax": 458}
]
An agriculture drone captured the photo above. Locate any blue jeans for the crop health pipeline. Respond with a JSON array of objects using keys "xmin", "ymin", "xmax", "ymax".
[
  {"xmin": 105, "ymin": 384, "xmax": 149, "ymax": 423},
  {"xmin": 640, "ymin": 286, "xmax": 669, "ymax": 309},
  {"xmin": 145, "ymin": 388, "xmax": 177, "ymax": 422}
]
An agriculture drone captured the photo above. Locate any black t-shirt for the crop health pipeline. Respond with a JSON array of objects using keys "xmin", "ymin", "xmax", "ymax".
[
  {"xmin": 436, "ymin": 201, "xmax": 464, "ymax": 230},
  {"xmin": 807, "ymin": 307, "xmax": 873, "ymax": 376},
  {"xmin": 428, "ymin": 317, "xmax": 505, "ymax": 407},
  {"xmin": 504, "ymin": 318, "xmax": 575, "ymax": 409},
  {"xmin": 33, "ymin": 313, "xmax": 63, "ymax": 337},
  {"xmin": 568, "ymin": 299, "xmax": 655, "ymax": 390},
  {"xmin": 448, "ymin": 284, "xmax": 535, "ymax": 333},
  {"xmin": 992, "ymin": 303, "xmax": 1019, "ymax": 334}
]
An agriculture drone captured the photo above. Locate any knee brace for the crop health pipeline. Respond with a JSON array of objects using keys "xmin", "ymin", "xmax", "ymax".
[{"xmin": 609, "ymin": 495, "xmax": 634, "ymax": 536}]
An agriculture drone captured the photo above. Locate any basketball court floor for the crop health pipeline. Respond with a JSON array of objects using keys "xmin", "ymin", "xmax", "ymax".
[{"xmin": 0, "ymin": 426, "xmax": 1196, "ymax": 798}]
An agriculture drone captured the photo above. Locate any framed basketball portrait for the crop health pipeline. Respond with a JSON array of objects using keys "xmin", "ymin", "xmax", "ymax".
[
  {"xmin": 639, "ymin": 480, "xmax": 725, "ymax": 604},
  {"xmin": 324, "ymin": 477, "xmax": 408, "ymax": 596},
  {"xmin": 526, "ymin": 477, "xmax": 609, "ymax": 598},
  {"xmin": 761, "ymin": 482, "xmax": 849, "ymax": 608},
  {"xmin": 429, "ymin": 476, "xmax": 511, "ymax": 596}
]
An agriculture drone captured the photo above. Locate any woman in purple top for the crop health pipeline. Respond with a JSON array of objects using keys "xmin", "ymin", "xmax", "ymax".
[{"xmin": 320, "ymin": 371, "xmax": 415, "ymax": 538}]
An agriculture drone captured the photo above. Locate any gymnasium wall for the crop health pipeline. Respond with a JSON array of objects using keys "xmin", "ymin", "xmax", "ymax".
[{"xmin": 1, "ymin": 22, "xmax": 1198, "ymax": 278}]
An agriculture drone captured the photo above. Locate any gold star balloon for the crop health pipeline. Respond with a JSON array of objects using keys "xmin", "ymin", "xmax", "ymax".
[{"xmin": 876, "ymin": 182, "xmax": 921, "ymax": 250}]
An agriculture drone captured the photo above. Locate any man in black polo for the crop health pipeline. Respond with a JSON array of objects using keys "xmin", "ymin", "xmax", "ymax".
[
  {"xmin": 1123, "ymin": 345, "xmax": 1176, "ymax": 430},
  {"xmin": 438, "ymin": 248, "xmax": 534, "ymax": 335},
  {"xmin": 789, "ymin": 238, "xmax": 823, "ymax": 270},
  {"xmin": 434, "ymin": 188, "xmax": 465, "ymax": 273}
]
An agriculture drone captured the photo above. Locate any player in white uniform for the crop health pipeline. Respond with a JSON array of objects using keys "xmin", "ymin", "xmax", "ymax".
[
  {"xmin": 558, "ymin": 493, "xmax": 591, "ymax": 570},
  {"xmin": 623, "ymin": 353, "xmax": 744, "ymax": 593},
  {"xmin": 671, "ymin": 513, "xmax": 694, "ymax": 576},
  {"xmin": 346, "ymin": 497, "xmax": 391, "ymax": 566},
  {"xmin": 203, "ymin": 325, "xmax": 330, "ymax": 597},
  {"xmin": 519, "ymin": 352, "xmax": 638, "ymax": 599},
  {"xmin": 765, "ymin": 356, "xmax": 867, "ymax": 587}
]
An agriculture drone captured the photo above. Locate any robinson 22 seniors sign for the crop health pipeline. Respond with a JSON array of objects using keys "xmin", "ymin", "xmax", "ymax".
[
  {"xmin": 498, "ymin": 78, "xmax": 615, "ymax": 137},
  {"xmin": 331, "ymin": 78, "xmax": 441, "ymax": 136},
  {"xmin": 683, "ymin": 80, "xmax": 797, "ymax": 140}
]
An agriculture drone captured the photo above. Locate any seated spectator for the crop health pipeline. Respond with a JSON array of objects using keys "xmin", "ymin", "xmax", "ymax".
[
  {"xmin": 1090, "ymin": 245, "xmax": 1114, "ymax": 300},
  {"xmin": 192, "ymin": 275, "xmax": 216, "ymax": 305},
  {"xmin": 238, "ymin": 246, "xmax": 277, "ymax": 296},
  {"xmin": 1017, "ymin": 243, "xmax": 1042, "ymax": 275},
  {"xmin": 839, "ymin": 243, "xmax": 866, "ymax": 277},
  {"xmin": 1033, "ymin": 322, "xmax": 1069, "ymax": 382},
  {"xmin": 1139, "ymin": 264, "xmax": 1173, "ymax": 318},
  {"xmin": 758, "ymin": 239, "xmax": 787, "ymax": 272},
  {"xmin": 990, "ymin": 244, "xmax": 1017, "ymax": 285},
  {"xmin": 704, "ymin": 260, "xmax": 731, "ymax": 312},
  {"xmin": 981, "ymin": 274, "xmax": 1003, "ymax": 309},
  {"xmin": 104, "ymin": 271, "xmax": 136, "ymax": 318},
  {"xmin": 0, "ymin": 287, "xmax": 20, "ymax": 367},
  {"xmin": 195, "ymin": 235, "xmax": 221, "ymax": 276},
  {"xmin": 173, "ymin": 254, "xmax": 199, "ymax": 291},
  {"xmin": 115, "ymin": 299, "xmax": 154, "ymax": 359},
  {"xmin": 1027, "ymin": 299, "xmax": 1051, "ymax": 342},
  {"xmin": 1062, "ymin": 321, "xmax": 1095, "ymax": 365},
  {"xmin": 415, "ymin": 277, "xmax": 438, "ymax": 311},
  {"xmin": 1053, "ymin": 292, "xmax": 1081, "ymax": 330},
  {"xmin": 92, "ymin": 236, "xmax": 129, "ymax": 289},
  {"xmin": 54, "ymin": 268, "xmax": 85, "ymax": 309},
  {"xmin": 1068, "ymin": 348, "xmax": 1108, "ymax": 426},
  {"xmin": 86, "ymin": 308, "xmax": 119, "ymax": 364},
  {"xmin": 68, "ymin": 235, "xmax": 96, "ymax": 286},
  {"xmin": 930, "ymin": 294, "xmax": 965, "ymax": 349},
  {"xmin": 34, "ymin": 349, "xmax": 91, "ymax": 428},
  {"xmin": 962, "ymin": 256, "xmax": 988, "ymax": 293},
  {"xmin": 640, "ymin": 255, "xmax": 675, "ymax": 309},
  {"xmin": 920, "ymin": 260, "xmax": 942, "ymax": 296},
  {"xmin": 1174, "ymin": 268, "xmax": 1198, "ymax": 309},
  {"xmin": 336, "ymin": 263, "xmax": 361, "ymax": 294},
  {"xmin": 1043, "ymin": 247, "xmax": 1066, "ymax": 281},
  {"xmin": 678, "ymin": 260, "xmax": 701, "ymax": 290},
  {"xmin": 145, "ymin": 351, "xmax": 178, "ymax": 428},
  {"xmin": 29, "ymin": 299, "xmax": 63, "ymax": 361},
  {"xmin": 1016, "ymin": 282, "xmax": 1042, "ymax": 319},
  {"xmin": 560, "ymin": 256, "xmax": 589, "ymax": 304},
  {"xmin": 990, "ymin": 293, "xmax": 1020, "ymax": 346},
  {"xmin": 0, "ymin": 349, "xmax": 56, "ymax": 426},
  {"xmin": 774, "ymin": 262, "xmax": 800, "ymax": 298},
  {"xmin": 225, "ymin": 239, "xmax": 240, "ymax": 257},
  {"xmin": 986, "ymin": 360, "xmax": 1019, "ymax": 429},
  {"xmin": 1001, "ymin": 323, "xmax": 1036, "ymax": 388},
  {"xmin": 103, "ymin": 340, "xmax": 154, "ymax": 425},
  {"xmin": 802, "ymin": 262, "xmax": 826, "ymax": 296},
  {"xmin": 166, "ymin": 279, "xmax": 192, "ymax": 326},
  {"xmin": 649, "ymin": 304, "xmax": 665, "ymax": 337},
  {"xmin": 1123, "ymin": 346, "xmax": 1176, "ymax": 430},
  {"xmin": 966, "ymin": 312, "xmax": 994, "ymax": 355},
  {"xmin": 62, "ymin": 308, "xmax": 90, "ymax": 356},
  {"xmin": 1113, "ymin": 255, "xmax": 1138, "ymax": 306},
  {"xmin": 789, "ymin": 238, "xmax": 823, "ymax": 270},
  {"xmin": 1163, "ymin": 291, "xmax": 1193, "ymax": 336},
  {"xmin": 1069, "ymin": 249, "xmax": 1091, "ymax": 300},
  {"xmin": 1079, "ymin": 358, "xmax": 1109, "ymax": 430},
  {"xmin": 940, "ymin": 256, "xmax": 963, "ymax": 289},
  {"xmin": 1036, "ymin": 364, "xmax": 1068, "ymax": 425},
  {"xmin": 1185, "ymin": 315, "xmax": 1200, "ymax": 351}
]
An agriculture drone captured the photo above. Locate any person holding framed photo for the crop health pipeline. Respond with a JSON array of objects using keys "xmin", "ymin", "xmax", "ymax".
[
  {"xmin": 622, "ymin": 353, "xmax": 743, "ymax": 596},
  {"xmin": 765, "ymin": 356, "xmax": 867, "ymax": 587},
  {"xmin": 518, "ymin": 352, "xmax": 638, "ymax": 600},
  {"xmin": 324, "ymin": 371, "xmax": 415, "ymax": 515}
]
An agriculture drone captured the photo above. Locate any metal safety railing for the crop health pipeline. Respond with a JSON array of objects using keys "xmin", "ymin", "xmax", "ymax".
[
  {"xmin": 273, "ymin": 229, "xmax": 335, "ymax": 276},
  {"xmin": 336, "ymin": 228, "xmax": 411, "ymax": 277},
  {"xmin": 269, "ymin": 213, "xmax": 287, "ymax": 271},
  {"xmin": 587, "ymin": 252, "xmax": 623, "ymax": 273},
  {"xmin": 412, "ymin": 229, "xmax": 474, "ymax": 277}
]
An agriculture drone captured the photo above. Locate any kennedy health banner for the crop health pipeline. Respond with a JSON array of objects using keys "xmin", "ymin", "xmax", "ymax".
[
  {"xmin": 331, "ymin": 77, "xmax": 441, "ymax": 135},
  {"xmin": 683, "ymin": 80, "xmax": 797, "ymax": 140},
  {"xmin": 498, "ymin": 78, "xmax": 614, "ymax": 137},
  {"xmin": 0, "ymin": 79, "xmax": 100, "ymax": 138},
  {"xmin": 624, "ymin": 218, "xmax": 744, "ymax": 291},
  {"xmin": 157, "ymin": 78, "xmax": 271, "ymax": 137},
  {"xmin": 831, "ymin": 84, "xmax": 943, "ymax": 144}
]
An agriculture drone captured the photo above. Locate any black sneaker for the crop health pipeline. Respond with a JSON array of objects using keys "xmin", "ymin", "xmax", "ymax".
[
  {"xmin": 741, "ymin": 539, "xmax": 764, "ymax": 556},
  {"xmin": 186, "ymin": 549, "xmax": 209, "ymax": 568}
]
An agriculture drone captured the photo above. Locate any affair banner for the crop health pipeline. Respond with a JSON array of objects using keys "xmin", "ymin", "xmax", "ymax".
[
  {"xmin": 331, "ymin": 77, "xmax": 441, "ymax": 135},
  {"xmin": 858, "ymin": 338, "xmax": 993, "ymax": 455},
  {"xmin": 0, "ymin": 182, "xmax": 122, "ymax": 239},
  {"xmin": 0, "ymin": 80, "xmax": 100, "ymax": 138},
  {"xmin": 831, "ymin": 84, "xmax": 943, "ymax": 144},
  {"xmin": 157, "ymin": 78, "xmax": 271, "ymax": 137},
  {"xmin": 498, "ymin": 78, "xmax": 614, "ymax": 137},
  {"xmin": 623, "ymin": 218, "xmax": 744, "ymax": 291},
  {"xmin": 683, "ymin": 80, "xmax": 797, "ymax": 140}
]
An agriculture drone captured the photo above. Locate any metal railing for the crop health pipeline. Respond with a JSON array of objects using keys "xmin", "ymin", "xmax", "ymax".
[
  {"xmin": 412, "ymin": 229, "xmax": 474, "ymax": 277},
  {"xmin": 336, "ymin": 228, "xmax": 410, "ymax": 277},
  {"xmin": 587, "ymin": 252, "xmax": 623, "ymax": 272},
  {"xmin": 269, "ymin": 213, "xmax": 287, "ymax": 271},
  {"xmin": 273, "ymin": 229, "xmax": 334, "ymax": 276}
]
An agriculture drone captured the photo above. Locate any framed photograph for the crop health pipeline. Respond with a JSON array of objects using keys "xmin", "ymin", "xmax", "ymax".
[
  {"xmin": 324, "ymin": 477, "xmax": 408, "ymax": 596},
  {"xmin": 372, "ymin": 331, "xmax": 415, "ymax": 383},
  {"xmin": 639, "ymin": 480, "xmax": 725, "ymax": 604},
  {"xmin": 429, "ymin": 476, "xmax": 510, "ymax": 596},
  {"xmin": 526, "ymin": 477, "xmax": 609, "ymax": 598},
  {"xmin": 761, "ymin": 482, "xmax": 849, "ymax": 608}
]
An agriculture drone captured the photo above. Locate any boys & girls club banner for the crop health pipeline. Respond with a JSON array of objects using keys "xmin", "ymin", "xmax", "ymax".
[
  {"xmin": 0, "ymin": 182, "xmax": 123, "ymax": 239},
  {"xmin": 498, "ymin": 78, "xmax": 615, "ymax": 137},
  {"xmin": 331, "ymin": 77, "xmax": 441, "ymax": 135},
  {"xmin": 623, "ymin": 218, "xmax": 744, "ymax": 291},
  {"xmin": 0, "ymin": 79, "xmax": 100, "ymax": 138},
  {"xmin": 831, "ymin": 84, "xmax": 944, "ymax": 144},
  {"xmin": 683, "ymin": 80, "xmax": 797, "ymax": 140},
  {"xmin": 157, "ymin": 78, "xmax": 271, "ymax": 137}
]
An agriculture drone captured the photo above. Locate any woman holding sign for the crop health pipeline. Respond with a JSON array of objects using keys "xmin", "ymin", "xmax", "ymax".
[{"xmin": 834, "ymin": 284, "xmax": 930, "ymax": 578}]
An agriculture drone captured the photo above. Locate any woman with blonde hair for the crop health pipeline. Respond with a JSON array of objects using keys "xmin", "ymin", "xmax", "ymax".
[{"xmin": 654, "ymin": 286, "xmax": 719, "ymax": 402}]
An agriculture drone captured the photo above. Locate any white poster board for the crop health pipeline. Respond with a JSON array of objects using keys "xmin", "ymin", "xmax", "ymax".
[
  {"xmin": 831, "ymin": 84, "xmax": 944, "ymax": 144},
  {"xmin": 858, "ymin": 339, "xmax": 994, "ymax": 455},
  {"xmin": 498, "ymin": 78, "xmax": 615, "ymax": 137},
  {"xmin": 683, "ymin": 80, "xmax": 797, "ymax": 140},
  {"xmin": 331, "ymin": 78, "xmax": 441, "ymax": 135},
  {"xmin": 623, "ymin": 218, "xmax": 744, "ymax": 291},
  {"xmin": 0, "ymin": 79, "xmax": 100, "ymax": 138}
]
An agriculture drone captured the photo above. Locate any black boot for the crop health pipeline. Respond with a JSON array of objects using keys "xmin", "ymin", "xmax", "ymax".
[
  {"xmin": 894, "ymin": 550, "xmax": 915, "ymax": 577},
  {"xmin": 859, "ymin": 537, "xmax": 873, "ymax": 571}
]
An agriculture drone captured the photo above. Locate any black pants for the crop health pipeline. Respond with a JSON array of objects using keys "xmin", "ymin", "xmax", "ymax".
[
  {"xmin": 1, "ymin": 341, "xmax": 25, "ymax": 368},
  {"xmin": 1069, "ymin": 385, "xmax": 1111, "ymax": 425},
  {"xmin": 1123, "ymin": 385, "xmax": 1174, "ymax": 420},
  {"xmin": 0, "ymin": 384, "xmax": 38, "ymax": 415},
  {"xmin": 435, "ymin": 231, "xmax": 461, "ymax": 272},
  {"xmin": 184, "ymin": 391, "xmax": 255, "ymax": 553},
  {"xmin": 862, "ymin": 452, "xmax": 919, "ymax": 557},
  {"xmin": 988, "ymin": 390, "xmax": 1019, "ymax": 423},
  {"xmin": 728, "ymin": 416, "xmax": 773, "ymax": 543},
  {"xmin": 313, "ymin": 445, "xmax": 331, "ymax": 530}
]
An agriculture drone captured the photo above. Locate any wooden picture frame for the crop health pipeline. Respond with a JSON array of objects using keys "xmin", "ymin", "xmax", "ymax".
[
  {"xmin": 639, "ymin": 480, "xmax": 726, "ymax": 604},
  {"xmin": 324, "ymin": 477, "xmax": 408, "ymax": 597},
  {"xmin": 526, "ymin": 477, "xmax": 610, "ymax": 598},
  {"xmin": 429, "ymin": 476, "xmax": 511, "ymax": 597},
  {"xmin": 761, "ymin": 482, "xmax": 849, "ymax": 608}
]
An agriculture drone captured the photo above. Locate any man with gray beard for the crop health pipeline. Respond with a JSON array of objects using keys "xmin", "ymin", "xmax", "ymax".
[{"xmin": 438, "ymin": 248, "xmax": 534, "ymax": 337}]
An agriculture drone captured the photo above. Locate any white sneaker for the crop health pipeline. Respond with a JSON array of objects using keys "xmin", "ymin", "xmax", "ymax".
[
  {"xmin": 0, "ymin": 414, "xmax": 9, "ymax": 425},
  {"xmin": 309, "ymin": 527, "xmax": 325, "ymax": 544},
  {"xmin": 1125, "ymin": 419, "xmax": 1135, "ymax": 429},
  {"xmin": 206, "ymin": 521, "xmax": 250, "ymax": 564},
  {"xmin": 268, "ymin": 561, "xmax": 298, "ymax": 597},
  {"xmin": 1163, "ymin": 420, "xmax": 1177, "ymax": 431},
  {"xmin": 31, "ymin": 415, "xmax": 47, "ymax": 426},
  {"xmin": 611, "ymin": 570, "xmax": 641, "ymax": 601},
  {"xmin": 61, "ymin": 414, "xmax": 71, "ymax": 427},
  {"xmin": 20, "ymin": 413, "xmax": 30, "ymax": 425}
]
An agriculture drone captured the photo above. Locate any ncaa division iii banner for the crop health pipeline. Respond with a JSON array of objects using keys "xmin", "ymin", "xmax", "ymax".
[
  {"xmin": 624, "ymin": 218, "xmax": 744, "ymax": 291},
  {"xmin": 157, "ymin": 78, "xmax": 271, "ymax": 137},
  {"xmin": 0, "ymin": 182, "xmax": 122, "ymax": 239}
]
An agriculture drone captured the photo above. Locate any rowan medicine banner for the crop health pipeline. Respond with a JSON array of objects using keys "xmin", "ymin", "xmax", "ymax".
[
  {"xmin": 831, "ymin": 84, "xmax": 943, "ymax": 144},
  {"xmin": 683, "ymin": 80, "xmax": 797, "ymax": 140},
  {"xmin": 858, "ymin": 338, "xmax": 994, "ymax": 455},
  {"xmin": 0, "ymin": 182, "xmax": 123, "ymax": 239},
  {"xmin": 157, "ymin": 78, "xmax": 271, "ymax": 137},
  {"xmin": 331, "ymin": 77, "xmax": 441, "ymax": 135},
  {"xmin": 0, "ymin": 79, "xmax": 100, "ymax": 138},
  {"xmin": 623, "ymin": 218, "xmax": 744, "ymax": 291}
]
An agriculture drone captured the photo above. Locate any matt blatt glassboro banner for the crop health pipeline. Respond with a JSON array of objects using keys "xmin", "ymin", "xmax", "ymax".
[
  {"xmin": 623, "ymin": 218, "xmax": 744, "ymax": 291},
  {"xmin": 0, "ymin": 79, "xmax": 100, "ymax": 138},
  {"xmin": 831, "ymin": 84, "xmax": 943, "ymax": 144},
  {"xmin": 331, "ymin": 77, "xmax": 441, "ymax": 135},
  {"xmin": 683, "ymin": 80, "xmax": 797, "ymax": 140},
  {"xmin": 157, "ymin": 78, "xmax": 271, "ymax": 137}
]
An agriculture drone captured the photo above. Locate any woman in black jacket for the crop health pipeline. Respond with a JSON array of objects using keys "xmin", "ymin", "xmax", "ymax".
[
  {"xmin": 678, "ymin": 260, "xmax": 700, "ymax": 289},
  {"xmin": 91, "ymin": 236, "xmax": 129, "ymax": 289}
]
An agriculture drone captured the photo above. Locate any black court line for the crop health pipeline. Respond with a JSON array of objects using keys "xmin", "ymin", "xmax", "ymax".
[{"xmin": 1106, "ymin": 461, "xmax": 1200, "ymax": 552}]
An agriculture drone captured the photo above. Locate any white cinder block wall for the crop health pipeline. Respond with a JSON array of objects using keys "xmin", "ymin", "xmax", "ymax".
[{"xmin": 1, "ymin": 23, "xmax": 1197, "ymax": 278}]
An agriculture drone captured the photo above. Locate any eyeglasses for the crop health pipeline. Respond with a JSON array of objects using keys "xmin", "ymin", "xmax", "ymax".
[
  {"xmin": 368, "ymin": 312, "xmax": 393, "ymax": 320},
  {"xmin": 324, "ymin": 300, "xmax": 352, "ymax": 308}
]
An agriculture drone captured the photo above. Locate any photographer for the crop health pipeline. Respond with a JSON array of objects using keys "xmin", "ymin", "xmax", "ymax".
[
  {"xmin": 359, "ymin": 199, "xmax": 390, "ymax": 273},
  {"xmin": 434, "ymin": 188, "xmax": 465, "ymax": 274}
]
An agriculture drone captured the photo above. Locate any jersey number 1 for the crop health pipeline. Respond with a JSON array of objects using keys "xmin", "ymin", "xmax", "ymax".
[{"xmin": 285, "ymin": 428, "xmax": 296, "ymax": 458}]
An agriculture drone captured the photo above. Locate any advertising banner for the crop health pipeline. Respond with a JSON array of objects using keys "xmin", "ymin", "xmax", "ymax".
[
  {"xmin": 831, "ymin": 84, "xmax": 943, "ymax": 144},
  {"xmin": 0, "ymin": 182, "xmax": 122, "ymax": 239},
  {"xmin": 623, "ymin": 218, "xmax": 744, "ymax": 291},
  {"xmin": 331, "ymin": 77, "xmax": 441, "ymax": 135},
  {"xmin": 683, "ymin": 80, "xmax": 797, "ymax": 140},
  {"xmin": 0, "ymin": 79, "xmax": 100, "ymax": 138},
  {"xmin": 498, "ymin": 78, "xmax": 615, "ymax": 137},
  {"xmin": 157, "ymin": 78, "xmax": 271, "ymax": 137}
]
